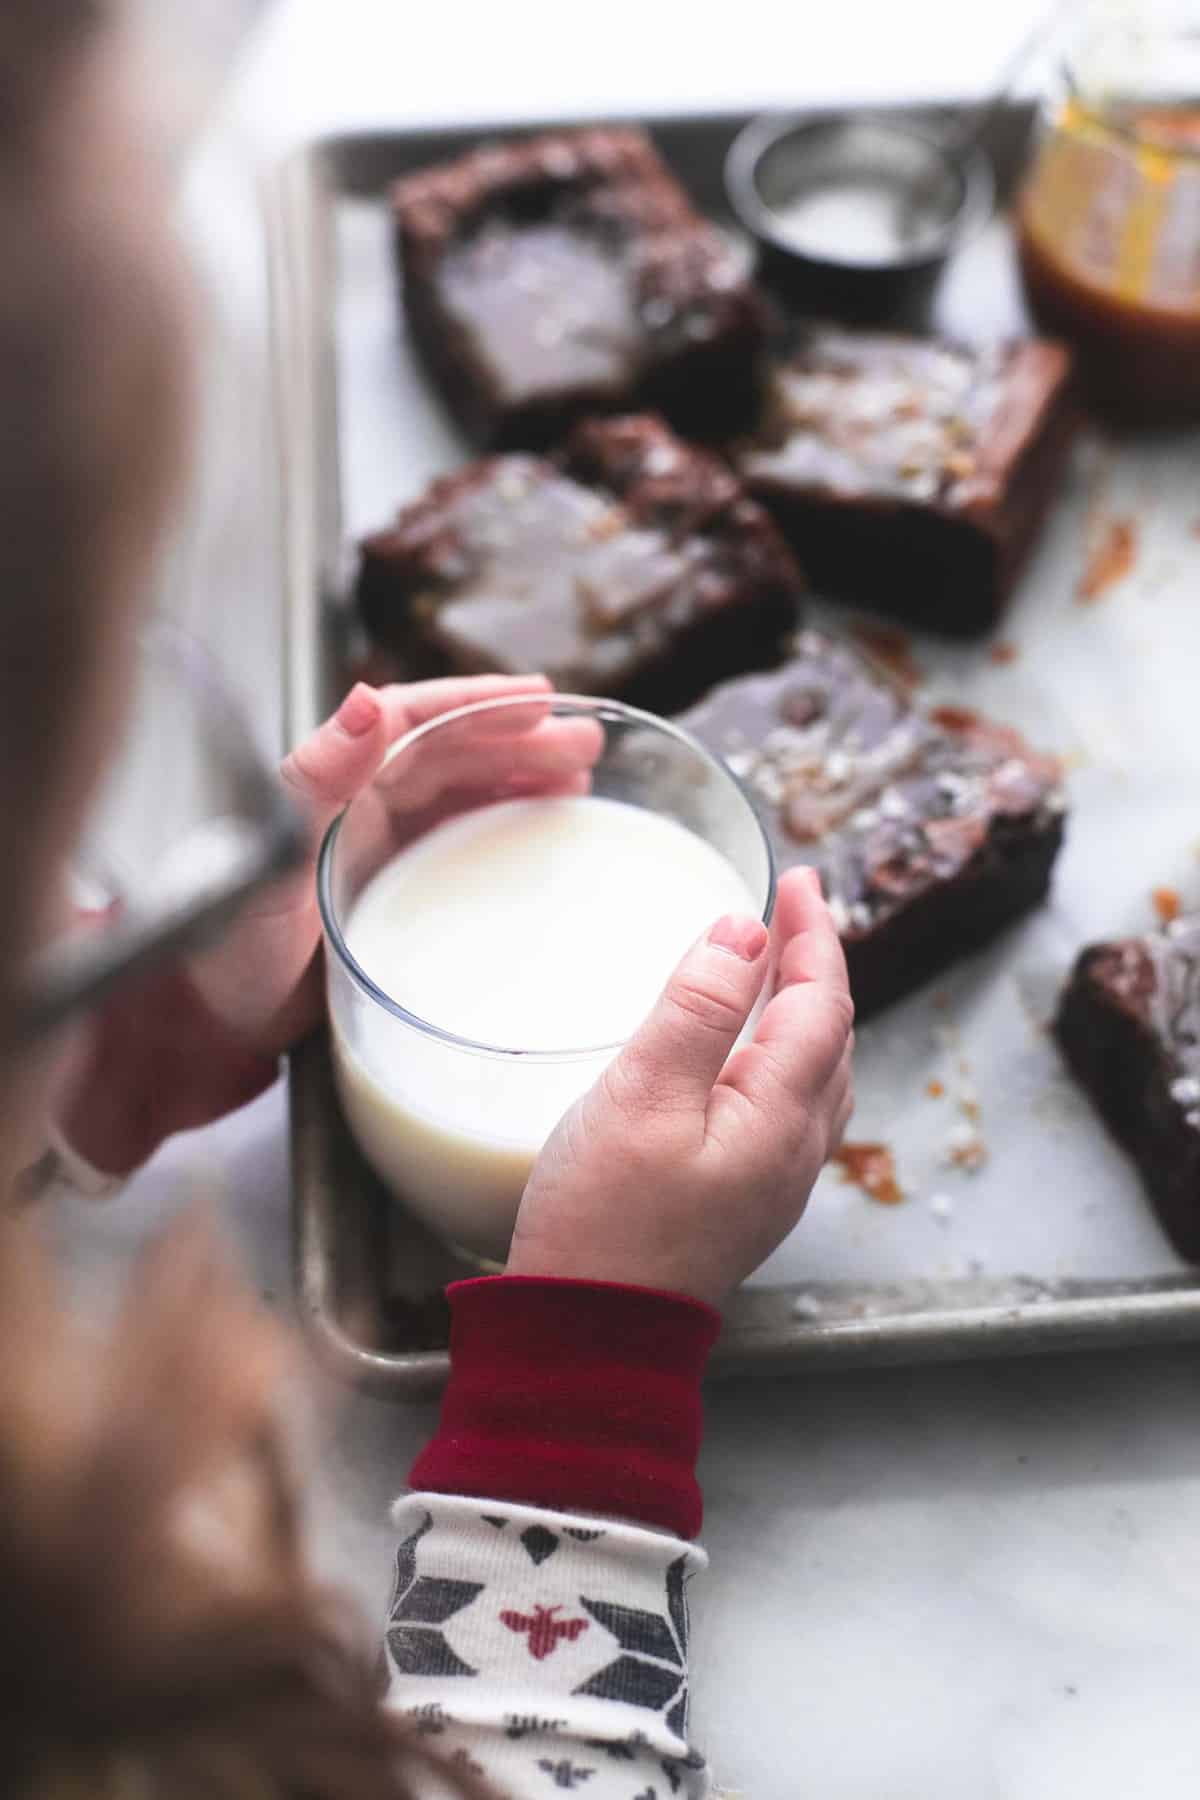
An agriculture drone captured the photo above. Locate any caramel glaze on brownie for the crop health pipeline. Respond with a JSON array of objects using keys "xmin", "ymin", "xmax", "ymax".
[
  {"xmin": 393, "ymin": 128, "xmax": 772, "ymax": 449},
  {"xmin": 1055, "ymin": 921, "xmax": 1200, "ymax": 1260},
  {"xmin": 357, "ymin": 415, "xmax": 805, "ymax": 715},
  {"xmin": 682, "ymin": 629, "xmax": 1066, "ymax": 1017},
  {"xmin": 733, "ymin": 328, "xmax": 1079, "ymax": 638}
]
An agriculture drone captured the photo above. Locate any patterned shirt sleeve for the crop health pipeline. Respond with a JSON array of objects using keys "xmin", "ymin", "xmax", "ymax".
[{"xmin": 384, "ymin": 1493, "xmax": 711, "ymax": 1800}]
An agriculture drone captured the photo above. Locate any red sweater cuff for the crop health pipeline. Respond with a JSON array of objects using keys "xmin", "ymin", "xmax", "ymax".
[{"xmin": 408, "ymin": 1276, "xmax": 721, "ymax": 1539}]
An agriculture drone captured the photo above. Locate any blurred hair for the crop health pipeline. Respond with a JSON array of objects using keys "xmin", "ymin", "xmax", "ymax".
[
  {"xmin": 0, "ymin": 10, "xmax": 485, "ymax": 1796},
  {"xmin": 0, "ymin": 1212, "xmax": 493, "ymax": 1800},
  {"xmin": 0, "ymin": 2, "xmax": 101, "ymax": 110},
  {"xmin": 0, "ymin": 0, "xmax": 186, "ymax": 994}
]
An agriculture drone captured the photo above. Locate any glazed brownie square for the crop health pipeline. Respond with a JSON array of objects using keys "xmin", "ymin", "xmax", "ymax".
[
  {"xmin": 1055, "ymin": 921, "xmax": 1200, "ymax": 1261},
  {"xmin": 733, "ymin": 328, "xmax": 1078, "ymax": 638},
  {"xmin": 682, "ymin": 629, "xmax": 1066, "ymax": 1017},
  {"xmin": 357, "ymin": 415, "xmax": 804, "ymax": 714},
  {"xmin": 392, "ymin": 127, "xmax": 771, "ymax": 449}
]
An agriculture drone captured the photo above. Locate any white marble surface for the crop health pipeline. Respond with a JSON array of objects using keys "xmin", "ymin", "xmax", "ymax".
[{"xmin": 60, "ymin": 4, "xmax": 1200, "ymax": 1795}]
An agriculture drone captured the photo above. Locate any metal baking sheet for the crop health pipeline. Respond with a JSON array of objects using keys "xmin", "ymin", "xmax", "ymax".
[{"xmin": 271, "ymin": 107, "xmax": 1200, "ymax": 1396}]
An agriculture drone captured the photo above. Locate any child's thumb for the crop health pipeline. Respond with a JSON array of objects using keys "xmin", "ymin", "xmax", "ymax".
[{"xmin": 606, "ymin": 915, "xmax": 769, "ymax": 1115}]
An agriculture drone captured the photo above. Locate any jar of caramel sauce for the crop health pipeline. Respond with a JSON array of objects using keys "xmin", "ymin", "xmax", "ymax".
[{"xmin": 1016, "ymin": 15, "xmax": 1200, "ymax": 426}]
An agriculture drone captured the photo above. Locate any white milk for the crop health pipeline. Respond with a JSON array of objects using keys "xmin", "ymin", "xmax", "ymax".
[{"xmin": 330, "ymin": 794, "xmax": 762, "ymax": 1259}]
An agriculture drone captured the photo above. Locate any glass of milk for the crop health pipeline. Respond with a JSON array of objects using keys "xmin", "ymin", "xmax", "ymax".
[{"xmin": 318, "ymin": 693, "xmax": 775, "ymax": 1263}]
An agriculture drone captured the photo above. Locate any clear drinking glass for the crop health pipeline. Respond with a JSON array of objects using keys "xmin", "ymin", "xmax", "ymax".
[{"xmin": 318, "ymin": 693, "xmax": 775, "ymax": 1262}]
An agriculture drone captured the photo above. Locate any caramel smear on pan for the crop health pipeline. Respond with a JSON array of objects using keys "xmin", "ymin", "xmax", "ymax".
[
  {"xmin": 1078, "ymin": 516, "xmax": 1137, "ymax": 602},
  {"xmin": 1153, "ymin": 886, "xmax": 1181, "ymax": 925},
  {"xmin": 833, "ymin": 1140, "xmax": 904, "ymax": 1206},
  {"xmin": 847, "ymin": 620, "xmax": 923, "ymax": 691}
]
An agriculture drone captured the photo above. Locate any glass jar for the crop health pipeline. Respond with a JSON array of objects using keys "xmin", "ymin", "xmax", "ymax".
[{"xmin": 1016, "ymin": 4, "xmax": 1200, "ymax": 425}]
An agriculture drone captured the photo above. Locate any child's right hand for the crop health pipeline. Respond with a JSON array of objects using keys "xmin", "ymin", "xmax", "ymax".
[{"xmin": 508, "ymin": 867, "xmax": 854, "ymax": 1306}]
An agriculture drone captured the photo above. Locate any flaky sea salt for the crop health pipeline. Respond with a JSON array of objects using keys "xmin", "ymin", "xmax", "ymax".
[
  {"xmin": 751, "ymin": 763, "xmax": 785, "ymax": 806},
  {"xmin": 943, "ymin": 1121, "xmax": 987, "ymax": 1172},
  {"xmin": 935, "ymin": 771, "xmax": 971, "ymax": 808},
  {"xmin": 496, "ymin": 469, "xmax": 530, "ymax": 504}
]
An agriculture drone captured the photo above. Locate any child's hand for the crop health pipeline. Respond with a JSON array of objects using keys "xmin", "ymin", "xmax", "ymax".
[
  {"xmin": 185, "ymin": 673, "xmax": 592, "ymax": 1054},
  {"xmin": 59, "ymin": 673, "xmax": 597, "ymax": 1175},
  {"xmin": 507, "ymin": 868, "xmax": 854, "ymax": 1306}
]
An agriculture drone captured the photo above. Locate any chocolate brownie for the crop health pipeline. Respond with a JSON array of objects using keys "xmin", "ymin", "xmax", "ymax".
[
  {"xmin": 392, "ymin": 128, "xmax": 771, "ymax": 449},
  {"xmin": 733, "ymin": 328, "xmax": 1078, "ymax": 638},
  {"xmin": 1055, "ymin": 921, "xmax": 1200, "ymax": 1261},
  {"xmin": 357, "ymin": 415, "xmax": 804, "ymax": 714},
  {"xmin": 682, "ymin": 630, "xmax": 1066, "ymax": 1016}
]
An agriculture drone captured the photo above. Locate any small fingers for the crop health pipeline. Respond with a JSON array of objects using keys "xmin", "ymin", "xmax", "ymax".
[
  {"xmin": 377, "ymin": 673, "xmax": 553, "ymax": 742},
  {"xmin": 718, "ymin": 973, "xmax": 853, "ymax": 1116},
  {"xmin": 821, "ymin": 1042, "xmax": 855, "ymax": 1157},
  {"xmin": 829, "ymin": 1078, "xmax": 855, "ymax": 1157},
  {"xmin": 726, "ymin": 864, "xmax": 853, "ymax": 1098},
  {"xmin": 500, "ymin": 768, "xmax": 594, "ymax": 802},
  {"xmin": 281, "ymin": 676, "xmax": 558, "ymax": 841},
  {"xmin": 279, "ymin": 684, "xmax": 389, "ymax": 840},
  {"xmin": 604, "ymin": 914, "xmax": 771, "ymax": 1122},
  {"xmin": 712, "ymin": 871, "xmax": 853, "ymax": 1131},
  {"xmin": 375, "ymin": 715, "xmax": 604, "ymax": 812},
  {"xmin": 772, "ymin": 866, "xmax": 853, "ymax": 1003}
]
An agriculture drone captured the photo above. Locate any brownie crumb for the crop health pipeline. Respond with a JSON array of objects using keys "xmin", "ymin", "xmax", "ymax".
[
  {"xmin": 848, "ymin": 618, "xmax": 924, "ymax": 690},
  {"xmin": 1077, "ymin": 516, "xmax": 1137, "ymax": 602},
  {"xmin": 1154, "ymin": 886, "xmax": 1182, "ymax": 925},
  {"xmin": 833, "ymin": 1141, "xmax": 904, "ymax": 1206}
]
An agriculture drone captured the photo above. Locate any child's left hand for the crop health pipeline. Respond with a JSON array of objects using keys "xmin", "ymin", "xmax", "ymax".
[{"xmin": 58, "ymin": 673, "xmax": 591, "ymax": 1175}]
